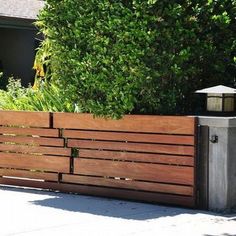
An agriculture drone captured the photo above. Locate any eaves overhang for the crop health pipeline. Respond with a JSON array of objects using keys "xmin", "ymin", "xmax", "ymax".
[{"xmin": 0, "ymin": 15, "xmax": 37, "ymax": 30}]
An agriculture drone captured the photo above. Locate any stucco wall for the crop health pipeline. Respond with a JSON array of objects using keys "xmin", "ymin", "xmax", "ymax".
[
  {"xmin": 0, "ymin": 27, "xmax": 37, "ymax": 86},
  {"xmin": 199, "ymin": 117, "xmax": 236, "ymax": 212}
]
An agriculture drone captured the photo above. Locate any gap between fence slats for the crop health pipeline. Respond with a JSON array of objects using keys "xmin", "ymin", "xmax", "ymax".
[
  {"xmin": 0, "ymin": 127, "xmax": 59, "ymax": 137},
  {"xmin": 0, "ymin": 144, "xmax": 71, "ymax": 156},
  {"xmin": 61, "ymin": 174, "xmax": 194, "ymax": 196},
  {"xmin": 0, "ymin": 169, "xmax": 58, "ymax": 181},
  {"xmin": 74, "ymin": 158, "xmax": 194, "ymax": 185},
  {"xmin": 0, "ymin": 136, "xmax": 64, "ymax": 147},
  {"xmin": 78, "ymin": 149, "xmax": 194, "ymax": 166},
  {"xmin": 63, "ymin": 130, "xmax": 195, "ymax": 145},
  {"xmin": 68, "ymin": 139, "xmax": 194, "ymax": 156},
  {"xmin": 79, "ymin": 149, "xmax": 194, "ymax": 166}
]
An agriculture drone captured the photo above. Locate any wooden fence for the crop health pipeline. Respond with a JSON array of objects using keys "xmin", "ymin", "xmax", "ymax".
[{"xmin": 0, "ymin": 111, "xmax": 197, "ymax": 207}]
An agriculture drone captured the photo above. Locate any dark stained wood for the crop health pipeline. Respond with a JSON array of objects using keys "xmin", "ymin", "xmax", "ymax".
[
  {"xmin": 74, "ymin": 158, "xmax": 194, "ymax": 185},
  {"xmin": 62, "ymin": 174, "xmax": 194, "ymax": 196},
  {"xmin": 0, "ymin": 177, "xmax": 196, "ymax": 207},
  {"xmin": 197, "ymin": 126, "xmax": 209, "ymax": 210},
  {"xmin": 0, "ymin": 169, "xmax": 58, "ymax": 181},
  {"xmin": 0, "ymin": 111, "xmax": 197, "ymax": 208},
  {"xmin": 0, "ymin": 136, "xmax": 64, "ymax": 147},
  {"xmin": 0, "ymin": 111, "xmax": 50, "ymax": 127},
  {"xmin": 0, "ymin": 127, "xmax": 59, "ymax": 137},
  {"xmin": 0, "ymin": 144, "xmax": 71, "ymax": 156},
  {"xmin": 78, "ymin": 150, "xmax": 194, "ymax": 166},
  {"xmin": 68, "ymin": 140, "xmax": 194, "ymax": 156},
  {"xmin": 63, "ymin": 130, "xmax": 194, "ymax": 145},
  {"xmin": 0, "ymin": 153, "xmax": 70, "ymax": 173},
  {"xmin": 53, "ymin": 113, "xmax": 196, "ymax": 135}
]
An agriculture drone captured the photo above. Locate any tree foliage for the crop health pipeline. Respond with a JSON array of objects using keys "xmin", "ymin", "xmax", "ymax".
[{"xmin": 37, "ymin": 0, "xmax": 236, "ymax": 118}]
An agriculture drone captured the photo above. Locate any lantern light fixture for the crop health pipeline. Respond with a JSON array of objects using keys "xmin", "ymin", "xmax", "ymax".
[{"xmin": 195, "ymin": 85, "xmax": 236, "ymax": 113}]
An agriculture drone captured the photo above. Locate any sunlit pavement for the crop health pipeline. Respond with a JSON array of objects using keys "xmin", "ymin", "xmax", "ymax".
[{"xmin": 0, "ymin": 186, "xmax": 235, "ymax": 236}]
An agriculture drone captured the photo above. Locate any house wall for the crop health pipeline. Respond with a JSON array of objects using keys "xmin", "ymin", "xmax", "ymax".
[{"xmin": 0, "ymin": 27, "xmax": 37, "ymax": 86}]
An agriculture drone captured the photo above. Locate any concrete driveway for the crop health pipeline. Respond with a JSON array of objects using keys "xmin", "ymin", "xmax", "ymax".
[{"xmin": 0, "ymin": 186, "xmax": 235, "ymax": 236}]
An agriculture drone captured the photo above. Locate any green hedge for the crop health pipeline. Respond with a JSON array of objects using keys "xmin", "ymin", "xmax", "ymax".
[{"xmin": 37, "ymin": 0, "xmax": 236, "ymax": 118}]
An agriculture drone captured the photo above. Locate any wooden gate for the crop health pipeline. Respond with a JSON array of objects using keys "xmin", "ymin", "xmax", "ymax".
[{"xmin": 0, "ymin": 111, "xmax": 197, "ymax": 207}]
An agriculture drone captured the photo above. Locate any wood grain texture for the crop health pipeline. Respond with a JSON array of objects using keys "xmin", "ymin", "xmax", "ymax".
[
  {"xmin": 68, "ymin": 140, "xmax": 194, "ymax": 156},
  {"xmin": 0, "ymin": 136, "xmax": 64, "ymax": 147},
  {"xmin": 74, "ymin": 158, "xmax": 194, "ymax": 185},
  {"xmin": 0, "ymin": 127, "xmax": 59, "ymax": 137},
  {"xmin": 63, "ymin": 130, "xmax": 194, "ymax": 145},
  {"xmin": 78, "ymin": 150, "xmax": 194, "ymax": 166},
  {"xmin": 53, "ymin": 113, "xmax": 195, "ymax": 135},
  {"xmin": 0, "ymin": 169, "xmax": 58, "ymax": 181},
  {"xmin": 0, "ymin": 111, "xmax": 50, "ymax": 127},
  {"xmin": 0, "ymin": 111, "xmax": 197, "ymax": 208},
  {"xmin": 0, "ymin": 178, "xmax": 196, "ymax": 207},
  {"xmin": 62, "ymin": 174, "xmax": 194, "ymax": 196},
  {"xmin": 0, "ymin": 153, "xmax": 70, "ymax": 173},
  {"xmin": 0, "ymin": 144, "xmax": 71, "ymax": 156}
]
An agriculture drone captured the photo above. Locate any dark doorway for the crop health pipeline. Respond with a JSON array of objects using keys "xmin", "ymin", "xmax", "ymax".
[{"xmin": 0, "ymin": 27, "xmax": 37, "ymax": 87}]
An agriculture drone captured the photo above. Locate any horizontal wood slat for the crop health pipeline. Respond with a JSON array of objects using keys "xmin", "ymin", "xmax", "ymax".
[
  {"xmin": 0, "ymin": 144, "xmax": 71, "ymax": 156},
  {"xmin": 0, "ymin": 111, "xmax": 50, "ymax": 127},
  {"xmin": 62, "ymin": 174, "xmax": 194, "ymax": 196},
  {"xmin": 0, "ymin": 169, "xmax": 58, "ymax": 181},
  {"xmin": 63, "ymin": 130, "xmax": 194, "ymax": 145},
  {"xmin": 78, "ymin": 150, "xmax": 194, "ymax": 166},
  {"xmin": 68, "ymin": 140, "xmax": 194, "ymax": 156},
  {"xmin": 0, "ymin": 153, "xmax": 70, "ymax": 173},
  {"xmin": 0, "ymin": 178, "xmax": 195, "ymax": 207},
  {"xmin": 0, "ymin": 136, "xmax": 64, "ymax": 147},
  {"xmin": 0, "ymin": 111, "xmax": 197, "ymax": 208},
  {"xmin": 74, "ymin": 159, "xmax": 194, "ymax": 185},
  {"xmin": 54, "ymin": 113, "xmax": 195, "ymax": 135},
  {"xmin": 0, "ymin": 127, "xmax": 59, "ymax": 137}
]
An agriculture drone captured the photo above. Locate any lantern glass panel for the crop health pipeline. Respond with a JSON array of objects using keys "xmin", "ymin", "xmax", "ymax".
[
  {"xmin": 223, "ymin": 94, "xmax": 235, "ymax": 112},
  {"xmin": 207, "ymin": 93, "xmax": 223, "ymax": 112}
]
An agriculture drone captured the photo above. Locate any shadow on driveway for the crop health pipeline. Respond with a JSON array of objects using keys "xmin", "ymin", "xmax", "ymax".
[{"xmin": 1, "ymin": 185, "xmax": 236, "ymax": 221}]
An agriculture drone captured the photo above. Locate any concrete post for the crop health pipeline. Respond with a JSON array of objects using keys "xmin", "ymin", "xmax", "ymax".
[{"xmin": 199, "ymin": 117, "xmax": 236, "ymax": 212}]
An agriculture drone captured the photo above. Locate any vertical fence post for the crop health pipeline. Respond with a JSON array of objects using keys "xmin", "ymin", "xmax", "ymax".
[{"xmin": 197, "ymin": 125, "xmax": 209, "ymax": 210}]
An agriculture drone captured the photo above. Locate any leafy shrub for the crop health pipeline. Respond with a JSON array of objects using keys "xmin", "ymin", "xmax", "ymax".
[
  {"xmin": 0, "ymin": 78, "xmax": 81, "ymax": 112},
  {"xmin": 37, "ymin": 0, "xmax": 236, "ymax": 118},
  {"xmin": 4, "ymin": 0, "xmax": 235, "ymax": 118},
  {"xmin": 0, "ymin": 78, "xmax": 29, "ymax": 110}
]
